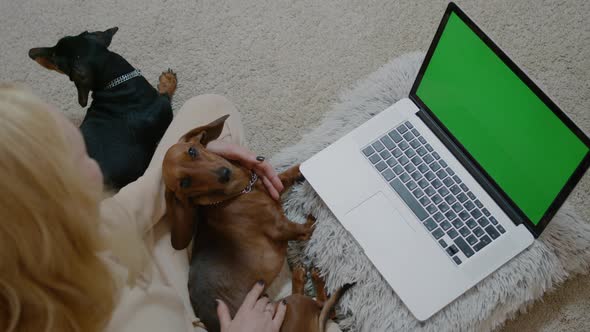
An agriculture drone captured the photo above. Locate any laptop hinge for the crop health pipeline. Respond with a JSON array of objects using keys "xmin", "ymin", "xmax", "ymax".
[{"xmin": 416, "ymin": 109, "xmax": 528, "ymax": 230}]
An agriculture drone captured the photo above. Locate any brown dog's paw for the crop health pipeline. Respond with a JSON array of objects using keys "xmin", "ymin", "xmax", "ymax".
[
  {"xmin": 158, "ymin": 68, "xmax": 177, "ymax": 98},
  {"xmin": 298, "ymin": 214, "xmax": 316, "ymax": 241}
]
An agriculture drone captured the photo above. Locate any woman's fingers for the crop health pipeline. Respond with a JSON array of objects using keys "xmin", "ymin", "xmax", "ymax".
[
  {"xmin": 262, "ymin": 176, "xmax": 280, "ymax": 200},
  {"xmin": 242, "ymin": 281, "xmax": 266, "ymax": 309},
  {"xmin": 254, "ymin": 295, "xmax": 270, "ymax": 312},
  {"xmin": 272, "ymin": 300, "xmax": 288, "ymax": 330},
  {"xmin": 264, "ymin": 302, "xmax": 276, "ymax": 317},
  {"xmin": 216, "ymin": 299, "xmax": 232, "ymax": 330}
]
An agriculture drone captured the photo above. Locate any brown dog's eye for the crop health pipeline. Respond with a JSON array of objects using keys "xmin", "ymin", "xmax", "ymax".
[
  {"xmin": 180, "ymin": 177, "xmax": 191, "ymax": 189},
  {"xmin": 188, "ymin": 146, "xmax": 198, "ymax": 159}
]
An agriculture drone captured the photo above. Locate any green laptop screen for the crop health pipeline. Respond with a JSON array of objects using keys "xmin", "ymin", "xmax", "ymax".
[{"xmin": 416, "ymin": 12, "xmax": 589, "ymax": 225}]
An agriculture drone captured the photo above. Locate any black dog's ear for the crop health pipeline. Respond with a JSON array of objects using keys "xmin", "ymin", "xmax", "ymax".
[
  {"xmin": 181, "ymin": 114, "xmax": 230, "ymax": 146},
  {"xmin": 28, "ymin": 47, "xmax": 64, "ymax": 73},
  {"xmin": 89, "ymin": 27, "xmax": 119, "ymax": 48}
]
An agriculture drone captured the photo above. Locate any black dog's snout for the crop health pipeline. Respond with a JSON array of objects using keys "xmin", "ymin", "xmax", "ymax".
[{"xmin": 217, "ymin": 167, "xmax": 232, "ymax": 184}]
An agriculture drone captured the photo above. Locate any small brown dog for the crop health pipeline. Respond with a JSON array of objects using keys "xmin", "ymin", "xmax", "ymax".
[
  {"xmin": 279, "ymin": 265, "xmax": 354, "ymax": 332},
  {"xmin": 163, "ymin": 115, "xmax": 316, "ymax": 332}
]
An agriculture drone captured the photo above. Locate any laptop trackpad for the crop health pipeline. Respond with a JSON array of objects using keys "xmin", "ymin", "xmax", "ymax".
[{"xmin": 343, "ymin": 192, "xmax": 416, "ymax": 265}]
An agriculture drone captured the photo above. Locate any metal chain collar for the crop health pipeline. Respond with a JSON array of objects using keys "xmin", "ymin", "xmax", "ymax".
[{"xmin": 104, "ymin": 69, "xmax": 142, "ymax": 90}]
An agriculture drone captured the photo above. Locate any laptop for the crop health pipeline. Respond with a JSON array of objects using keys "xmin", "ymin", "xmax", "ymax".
[{"xmin": 300, "ymin": 2, "xmax": 590, "ymax": 321}]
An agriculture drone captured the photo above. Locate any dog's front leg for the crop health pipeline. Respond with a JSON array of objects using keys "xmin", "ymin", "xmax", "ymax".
[
  {"xmin": 269, "ymin": 214, "xmax": 315, "ymax": 242},
  {"xmin": 278, "ymin": 164, "xmax": 305, "ymax": 193}
]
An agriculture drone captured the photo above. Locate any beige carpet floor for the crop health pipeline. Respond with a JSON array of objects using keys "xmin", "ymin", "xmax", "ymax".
[{"xmin": 1, "ymin": 0, "xmax": 588, "ymax": 330}]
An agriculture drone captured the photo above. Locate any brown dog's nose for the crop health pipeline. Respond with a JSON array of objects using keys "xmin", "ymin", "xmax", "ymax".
[{"xmin": 218, "ymin": 167, "xmax": 231, "ymax": 183}]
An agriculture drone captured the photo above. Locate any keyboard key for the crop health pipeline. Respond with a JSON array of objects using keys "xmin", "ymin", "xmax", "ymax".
[
  {"xmin": 457, "ymin": 193, "xmax": 468, "ymax": 203},
  {"xmin": 363, "ymin": 146, "xmax": 375, "ymax": 156},
  {"xmin": 485, "ymin": 225, "xmax": 500, "ymax": 239},
  {"xmin": 390, "ymin": 178, "xmax": 428, "ymax": 220},
  {"xmin": 425, "ymin": 144, "xmax": 434, "ymax": 152},
  {"xmin": 412, "ymin": 188, "xmax": 424, "ymax": 199},
  {"xmin": 426, "ymin": 204, "xmax": 437, "ymax": 214},
  {"xmin": 452, "ymin": 219, "xmax": 464, "ymax": 229},
  {"xmin": 403, "ymin": 131, "xmax": 414, "ymax": 141},
  {"xmin": 432, "ymin": 228, "xmax": 445, "ymax": 239},
  {"xmin": 443, "ymin": 177, "xmax": 454, "ymax": 187},
  {"xmin": 399, "ymin": 141, "xmax": 410, "ymax": 150},
  {"xmin": 490, "ymin": 216, "xmax": 498, "ymax": 225},
  {"xmin": 398, "ymin": 125, "xmax": 408, "ymax": 134},
  {"xmin": 407, "ymin": 180, "xmax": 417, "ymax": 190},
  {"xmin": 468, "ymin": 192, "xmax": 477, "ymax": 200},
  {"xmin": 418, "ymin": 136, "xmax": 427, "ymax": 144},
  {"xmin": 438, "ymin": 239, "xmax": 448, "ymax": 248},
  {"xmin": 447, "ymin": 228, "xmax": 459, "ymax": 239},
  {"xmin": 381, "ymin": 168, "xmax": 395, "ymax": 181},
  {"xmin": 425, "ymin": 171, "xmax": 436, "ymax": 181},
  {"xmin": 380, "ymin": 150, "xmax": 392, "ymax": 160},
  {"xmin": 404, "ymin": 148, "xmax": 416, "ymax": 158},
  {"xmin": 425, "ymin": 186, "xmax": 436, "ymax": 196},
  {"xmin": 405, "ymin": 121, "xmax": 413, "ymax": 129},
  {"xmin": 497, "ymin": 225, "xmax": 506, "ymax": 234},
  {"xmin": 372, "ymin": 141, "xmax": 385, "ymax": 152},
  {"xmin": 466, "ymin": 234, "xmax": 477, "ymax": 245},
  {"xmin": 404, "ymin": 163, "xmax": 416, "ymax": 173},
  {"xmin": 386, "ymin": 158, "xmax": 398, "ymax": 167},
  {"xmin": 453, "ymin": 256, "xmax": 462, "ymax": 265},
  {"xmin": 446, "ymin": 245, "xmax": 459, "ymax": 256},
  {"xmin": 411, "ymin": 171, "xmax": 422, "ymax": 181},
  {"xmin": 477, "ymin": 217, "xmax": 489, "ymax": 227},
  {"xmin": 411, "ymin": 128, "xmax": 420, "ymax": 137},
  {"xmin": 432, "ymin": 152, "xmax": 441, "ymax": 160},
  {"xmin": 432, "ymin": 194, "xmax": 442, "ymax": 204},
  {"xmin": 473, "ymin": 227, "xmax": 484, "ymax": 237},
  {"xmin": 466, "ymin": 219, "xmax": 477, "ymax": 229},
  {"xmin": 409, "ymin": 139, "xmax": 420, "ymax": 149},
  {"xmin": 450, "ymin": 185, "xmax": 461, "ymax": 195},
  {"xmin": 411, "ymin": 156, "xmax": 422, "ymax": 166},
  {"xmin": 459, "ymin": 226, "xmax": 470, "ymax": 237},
  {"xmin": 393, "ymin": 165, "xmax": 404, "ymax": 175},
  {"xmin": 454, "ymin": 237, "xmax": 475, "ymax": 257},
  {"xmin": 452, "ymin": 175, "xmax": 461, "ymax": 184},
  {"xmin": 423, "ymin": 218, "xmax": 437, "ymax": 231},
  {"xmin": 436, "ymin": 169, "xmax": 448, "ymax": 180},
  {"xmin": 438, "ymin": 203, "xmax": 450, "ymax": 213},
  {"xmin": 389, "ymin": 130, "xmax": 403, "ymax": 143},
  {"xmin": 418, "ymin": 164, "xmax": 429, "ymax": 173},
  {"xmin": 369, "ymin": 154, "xmax": 381, "ymax": 164},
  {"xmin": 458, "ymin": 210, "xmax": 470, "ymax": 221},
  {"xmin": 439, "ymin": 160, "xmax": 448, "ymax": 168},
  {"xmin": 392, "ymin": 148, "xmax": 403, "ymax": 157},
  {"xmin": 375, "ymin": 161, "xmax": 387, "ymax": 172},
  {"xmin": 444, "ymin": 210, "xmax": 457, "ymax": 220},
  {"xmin": 482, "ymin": 208, "xmax": 491, "ymax": 217},
  {"xmin": 418, "ymin": 179, "xmax": 429, "ymax": 189},
  {"xmin": 430, "ymin": 162, "xmax": 441, "ymax": 172},
  {"xmin": 447, "ymin": 168, "xmax": 455, "ymax": 176},
  {"xmin": 399, "ymin": 155, "xmax": 409, "ymax": 165},
  {"xmin": 452, "ymin": 203, "xmax": 462, "ymax": 213},
  {"xmin": 464, "ymin": 200, "xmax": 475, "ymax": 211},
  {"xmin": 417, "ymin": 146, "xmax": 427, "ymax": 156},
  {"xmin": 433, "ymin": 212, "xmax": 444, "ymax": 222},
  {"xmin": 440, "ymin": 220, "xmax": 452, "ymax": 231},
  {"xmin": 460, "ymin": 183, "xmax": 469, "ymax": 192},
  {"xmin": 438, "ymin": 187, "xmax": 450, "ymax": 197},
  {"xmin": 432, "ymin": 179, "xmax": 443, "ymax": 189},
  {"xmin": 380, "ymin": 135, "xmax": 395, "ymax": 149},
  {"xmin": 423, "ymin": 154, "xmax": 434, "ymax": 164},
  {"xmin": 473, "ymin": 235, "xmax": 492, "ymax": 252},
  {"xmin": 444, "ymin": 195, "xmax": 456, "ymax": 205},
  {"xmin": 419, "ymin": 196, "xmax": 430, "ymax": 206},
  {"xmin": 471, "ymin": 209, "xmax": 482, "ymax": 219}
]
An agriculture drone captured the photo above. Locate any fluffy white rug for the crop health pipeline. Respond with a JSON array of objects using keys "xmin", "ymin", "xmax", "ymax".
[{"xmin": 272, "ymin": 52, "xmax": 590, "ymax": 331}]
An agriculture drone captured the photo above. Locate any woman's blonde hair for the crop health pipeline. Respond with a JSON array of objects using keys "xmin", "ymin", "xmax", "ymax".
[{"xmin": 0, "ymin": 85, "xmax": 145, "ymax": 332}]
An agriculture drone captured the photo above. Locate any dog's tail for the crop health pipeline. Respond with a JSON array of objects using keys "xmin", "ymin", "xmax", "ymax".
[{"xmin": 318, "ymin": 282, "xmax": 355, "ymax": 332}]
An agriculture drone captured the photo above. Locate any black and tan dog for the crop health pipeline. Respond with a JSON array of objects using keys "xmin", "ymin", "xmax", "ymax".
[{"xmin": 29, "ymin": 27, "xmax": 176, "ymax": 189}]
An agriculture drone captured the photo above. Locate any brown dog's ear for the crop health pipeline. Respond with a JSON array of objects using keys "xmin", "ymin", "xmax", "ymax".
[
  {"xmin": 165, "ymin": 188, "xmax": 196, "ymax": 250},
  {"xmin": 181, "ymin": 114, "xmax": 230, "ymax": 146},
  {"xmin": 28, "ymin": 47, "xmax": 63, "ymax": 73}
]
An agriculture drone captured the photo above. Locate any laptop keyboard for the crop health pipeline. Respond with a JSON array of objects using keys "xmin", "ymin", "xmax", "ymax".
[{"xmin": 362, "ymin": 121, "xmax": 506, "ymax": 265}]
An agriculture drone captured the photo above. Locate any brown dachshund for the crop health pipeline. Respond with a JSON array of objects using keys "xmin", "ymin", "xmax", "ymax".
[
  {"xmin": 279, "ymin": 265, "xmax": 354, "ymax": 332},
  {"xmin": 163, "ymin": 115, "xmax": 316, "ymax": 332}
]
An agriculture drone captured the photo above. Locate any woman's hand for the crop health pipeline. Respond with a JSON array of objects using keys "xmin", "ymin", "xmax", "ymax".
[
  {"xmin": 206, "ymin": 140, "xmax": 284, "ymax": 200},
  {"xmin": 217, "ymin": 281, "xmax": 287, "ymax": 332}
]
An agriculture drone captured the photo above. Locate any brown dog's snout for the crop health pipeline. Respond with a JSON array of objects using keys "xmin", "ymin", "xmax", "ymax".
[{"xmin": 217, "ymin": 167, "xmax": 232, "ymax": 183}]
